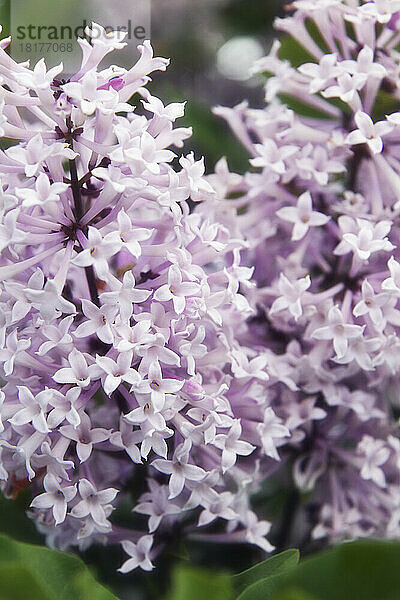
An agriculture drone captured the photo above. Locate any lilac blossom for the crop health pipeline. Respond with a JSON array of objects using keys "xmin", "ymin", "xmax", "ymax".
[
  {"xmin": 0, "ymin": 23, "xmax": 272, "ymax": 571},
  {"xmin": 208, "ymin": 0, "xmax": 400, "ymax": 550}
]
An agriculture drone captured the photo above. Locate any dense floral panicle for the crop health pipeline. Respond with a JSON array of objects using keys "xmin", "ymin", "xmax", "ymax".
[
  {"xmin": 208, "ymin": 0, "xmax": 400, "ymax": 545},
  {"xmin": 0, "ymin": 23, "xmax": 276, "ymax": 569}
]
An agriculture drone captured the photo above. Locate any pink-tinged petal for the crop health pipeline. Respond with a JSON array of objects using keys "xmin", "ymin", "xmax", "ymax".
[
  {"xmin": 269, "ymin": 296, "xmax": 289, "ymax": 315},
  {"xmin": 375, "ymin": 121, "xmax": 393, "ymax": 137},
  {"xmin": 311, "ymin": 326, "xmax": 333, "ymax": 341},
  {"xmin": 150, "ymin": 389, "xmax": 165, "ymax": 412},
  {"xmin": 95, "ymin": 355, "xmax": 116, "ymax": 375},
  {"xmin": 118, "ymin": 557, "xmax": 139, "ymax": 573},
  {"xmin": 124, "ymin": 370, "xmax": 142, "ymax": 386},
  {"xmin": 71, "ymin": 249, "xmax": 93, "ymax": 267},
  {"xmin": 291, "ymin": 222, "xmax": 309, "ymax": 241},
  {"xmin": 90, "ymin": 428, "xmax": 110, "ymax": 443},
  {"xmin": 346, "ymin": 130, "xmax": 366, "ymax": 146},
  {"xmin": 81, "ymin": 299, "xmax": 100, "ymax": 320},
  {"xmin": 32, "ymin": 412, "xmax": 50, "ymax": 434},
  {"xmin": 90, "ymin": 502, "xmax": 109, "ymax": 527},
  {"xmin": 276, "ymin": 206, "xmax": 298, "ymax": 223},
  {"xmin": 63, "ymin": 485, "xmax": 77, "ymax": 503},
  {"xmin": 221, "ymin": 448, "xmax": 237, "ymax": 472},
  {"xmin": 121, "ymin": 539, "xmax": 137, "ymax": 555},
  {"xmin": 71, "ymin": 500, "xmax": 90, "ymax": 519},
  {"xmin": 140, "ymin": 558, "xmax": 154, "ymax": 571},
  {"xmin": 77, "ymin": 441, "xmax": 93, "ymax": 463},
  {"xmin": 183, "ymin": 463, "xmax": 206, "ymax": 480},
  {"xmin": 367, "ymin": 136, "xmax": 383, "ymax": 154},
  {"xmin": 53, "ymin": 498, "xmax": 67, "ymax": 524},
  {"xmin": 30, "ymin": 492, "xmax": 53, "ymax": 509},
  {"xmin": 97, "ymin": 487, "xmax": 119, "ymax": 504},
  {"xmin": 104, "ymin": 374, "xmax": 121, "ymax": 395},
  {"xmin": 153, "ymin": 285, "xmax": 173, "ymax": 302},
  {"xmin": 97, "ymin": 324, "xmax": 114, "ymax": 345},
  {"xmin": 168, "ymin": 472, "xmax": 185, "ymax": 498},
  {"xmin": 309, "ymin": 212, "xmax": 330, "ymax": 227},
  {"xmin": 53, "ymin": 368, "xmax": 76, "ymax": 384},
  {"xmin": 198, "ymin": 510, "xmax": 214, "ymax": 527},
  {"xmin": 9, "ymin": 407, "xmax": 33, "ymax": 427},
  {"xmin": 333, "ymin": 334, "xmax": 348, "ymax": 359},
  {"xmin": 138, "ymin": 535, "xmax": 153, "ymax": 554},
  {"xmin": 75, "ymin": 321, "xmax": 97, "ymax": 339},
  {"xmin": 297, "ymin": 191, "xmax": 312, "ymax": 215},
  {"xmin": 148, "ymin": 360, "xmax": 162, "ymax": 382},
  {"xmin": 168, "ymin": 265, "xmax": 182, "ymax": 288},
  {"xmin": 354, "ymin": 110, "xmax": 374, "ymax": 133},
  {"xmin": 69, "ymin": 349, "xmax": 88, "ymax": 377},
  {"xmin": 161, "ymin": 378, "xmax": 184, "ymax": 393},
  {"xmin": 177, "ymin": 282, "xmax": 200, "ymax": 296},
  {"xmin": 235, "ymin": 440, "xmax": 255, "ymax": 456},
  {"xmin": 18, "ymin": 386, "xmax": 35, "ymax": 406},
  {"xmin": 126, "ymin": 445, "xmax": 142, "ymax": 463},
  {"xmin": 130, "ymin": 289, "xmax": 151, "ymax": 303},
  {"xmin": 172, "ymin": 295, "xmax": 186, "ymax": 314},
  {"xmin": 152, "ymin": 459, "xmax": 174, "ymax": 475},
  {"xmin": 79, "ymin": 478, "xmax": 96, "ymax": 498}
]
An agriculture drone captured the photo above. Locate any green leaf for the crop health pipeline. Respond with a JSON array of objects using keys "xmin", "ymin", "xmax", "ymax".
[
  {"xmin": 278, "ymin": 36, "xmax": 314, "ymax": 69},
  {"xmin": 0, "ymin": 493, "xmax": 43, "ymax": 544},
  {"xmin": 0, "ymin": 534, "xmax": 120, "ymax": 600},
  {"xmin": 273, "ymin": 589, "xmax": 321, "ymax": 600},
  {"xmin": 168, "ymin": 564, "xmax": 234, "ymax": 600},
  {"xmin": 237, "ymin": 539, "xmax": 400, "ymax": 600},
  {"xmin": 0, "ymin": 563, "xmax": 55, "ymax": 600},
  {"xmin": 234, "ymin": 549, "xmax": 299, "ymax": 594},
  {"xmin": 372, "ymin": 89, "xmax": 400, "ymax": 121}
]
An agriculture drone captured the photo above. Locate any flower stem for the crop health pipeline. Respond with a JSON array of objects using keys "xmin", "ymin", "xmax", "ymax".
[{"xmin": 69, "ymin": 153, "xmax": 100, "ymax": 307}]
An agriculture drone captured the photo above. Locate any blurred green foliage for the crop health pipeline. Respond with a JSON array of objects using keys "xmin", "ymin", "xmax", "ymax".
[
  {"xmin": 0, "ymin": 534, "xmax": 119, "ymax": 600},
  {"xmin": 233, "ymin": 539, "xmax": 400, "ymax": 600},
  {"xmin": 167, "ymin": 565, "xmax": 234, "ymax": 600}
]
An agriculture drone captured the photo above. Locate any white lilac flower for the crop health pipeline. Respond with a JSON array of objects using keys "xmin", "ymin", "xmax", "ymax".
[
  {"xmin": 312, "ymin": 305, "xmax": 365, "ymax": 358},
  {"xmin": 270, "ymin": 273, "xmax": 311, "ymax": 321},
  {"xmin": 298, "ymin": 53, "xmax": 341, "ymax": 94},
  {"xmin": 346, "ymin": 111, "xmax": 393, "ymax": 154},
  {"xmin": 276, "ymin": 191, "xmax": 330, "ymax": 241},
  {"xmin": 95, "ymin": 352, "xmax": 142, "ymax": 395},
  {"xmin": 30, "ymin": 473, "xmax": 76, "ymax": 525},
  {"xmin": 152, "ymin": 443, "xmax": 207, "ymax": 498},
  {"xmin": 70, "ymin": 478, "xmax": 118, "ymax": 528},
  {"xmin": 118, "ymin": 535, "xmax": 154, "ymax": 573}
]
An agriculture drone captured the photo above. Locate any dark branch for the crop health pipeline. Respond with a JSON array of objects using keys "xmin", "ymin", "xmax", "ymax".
[{"xmin": 69, "ymin": 147, "xmax": 100, "ymax": 307}]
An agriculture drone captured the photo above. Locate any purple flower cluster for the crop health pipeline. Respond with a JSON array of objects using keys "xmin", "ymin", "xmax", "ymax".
[
  {"xmin": 2, "ymin": 0, "xmax": 400, "ymax": 571},
  {"xmin": 0, "ymin": 24, "xmax": 271, "ymax": 570},
  {"xmin": 206, "ymin": 0, "xmax": 400, "ymax": 544}
]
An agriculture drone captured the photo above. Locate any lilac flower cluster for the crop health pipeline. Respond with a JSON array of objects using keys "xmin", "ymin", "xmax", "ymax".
[
  {"xmin": 0, "ymin": 24, "xmax": 272, "ymax": 570},
  {"xmin": 207, "ymin": 0, "xmax": 400, "ymax": 543}
]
